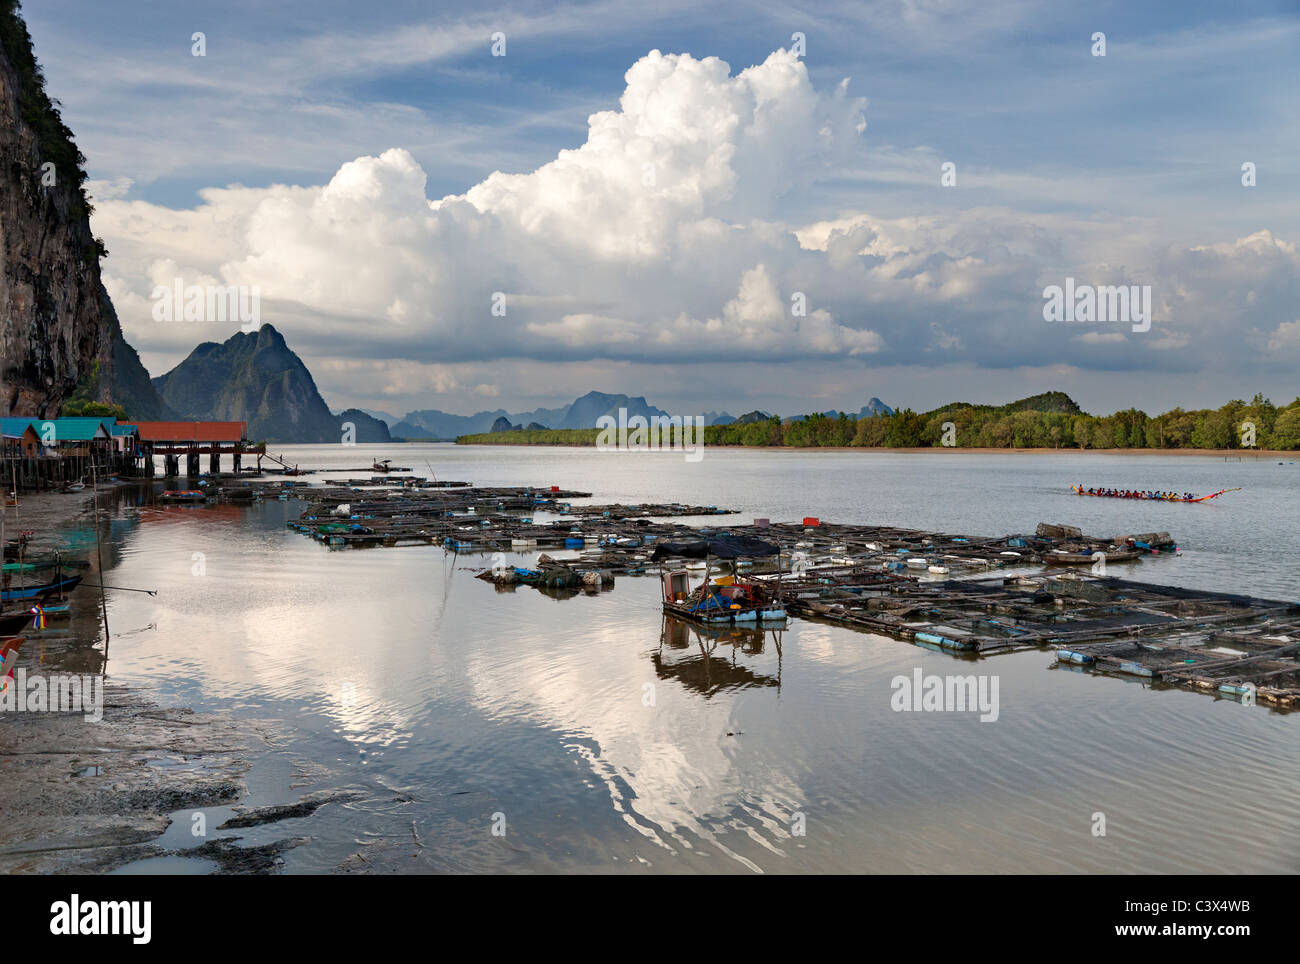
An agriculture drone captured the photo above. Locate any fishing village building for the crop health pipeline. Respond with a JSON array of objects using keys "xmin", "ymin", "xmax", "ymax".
[
  {"xmin": 0, "ymin": 417, "xmax": 263, "ymax": 489},
  {"xmin": 130, "ymin": 421, "xmax": 258, "ymax": 477}
]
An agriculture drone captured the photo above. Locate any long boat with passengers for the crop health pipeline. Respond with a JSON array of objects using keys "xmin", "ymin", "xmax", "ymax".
[{"xmin": 1071, "ymin": 486, "xmax": 1241, "ymax": 503}]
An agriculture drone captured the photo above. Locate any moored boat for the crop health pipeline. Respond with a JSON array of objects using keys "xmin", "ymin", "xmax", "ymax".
[
  {"xmin": 160, "ymin": 490, "xmax": 207, "ymax": 503},
  {"xmin": 0, "ymin": 573, "xmax": 82, "ymax": 603},
  {"xmin": 654, "ymin": 535, "xmax": 784, "ymax": 626}
]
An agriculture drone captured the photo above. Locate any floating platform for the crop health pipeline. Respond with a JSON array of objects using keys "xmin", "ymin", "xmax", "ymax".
[
  {"xmin": 273, "ymin": 479, "xmax": 1297, "ymax": 708},
  {"xmin": 785, "ymin": 568, "xmax": 1299, "ymax": 706}
]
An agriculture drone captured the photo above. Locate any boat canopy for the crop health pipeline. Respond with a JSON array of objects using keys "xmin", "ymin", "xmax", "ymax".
[{"xmin": 650, "ymin": 535, "xmax": 780, "ymax": 560}]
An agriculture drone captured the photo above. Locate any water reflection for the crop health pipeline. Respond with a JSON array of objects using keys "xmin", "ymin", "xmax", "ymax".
[
  {"xmin": 656, "ymin": 615, "xmax": 785, "ymax": 697},
  {"xmin": 80, "ymin": 448, "xmax": 1300, "ymax": 873}
]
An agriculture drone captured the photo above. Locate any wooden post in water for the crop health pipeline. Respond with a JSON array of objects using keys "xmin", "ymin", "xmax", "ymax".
[{"xmin": 90, "ymin": 461, "xmax": 111, "ymax": 654}]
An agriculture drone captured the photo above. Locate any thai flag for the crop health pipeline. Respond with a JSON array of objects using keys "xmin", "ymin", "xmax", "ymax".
[{"xmin": 29, "ymin": 605, "xmax": 44, "ymax": 630}]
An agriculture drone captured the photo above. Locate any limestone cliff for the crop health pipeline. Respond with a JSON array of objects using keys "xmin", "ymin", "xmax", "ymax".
[
  {"xmin": 0, "ymin": 1, "xmax": 167, "ymax": 417},
  {"xmin": 153, "ymin": 324, "xmax": 344, "ymax": 443}
]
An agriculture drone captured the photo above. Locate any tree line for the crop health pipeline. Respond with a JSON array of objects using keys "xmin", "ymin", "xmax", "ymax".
[{"xmin": 458, "ymin": 393, "xmax": 1300, "ymax": 450}]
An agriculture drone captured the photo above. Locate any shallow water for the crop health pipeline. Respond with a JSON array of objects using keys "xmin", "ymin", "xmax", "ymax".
[{"xmin": 93, "ymin": 445, "xmax": 1300, "ymax": 873}]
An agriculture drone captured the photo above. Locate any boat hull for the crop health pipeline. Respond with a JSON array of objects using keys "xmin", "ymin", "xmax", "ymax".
[{"xmin": 1, "ymin": 574, "xmax": 83, "ymax": 602}]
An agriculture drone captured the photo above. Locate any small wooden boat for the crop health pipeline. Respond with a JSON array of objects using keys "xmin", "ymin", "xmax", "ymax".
[
  {"xmin": 160, "ymin": 490, "xmax": 207, "ymax": 503},
  {"xmin": 1071, "ymin": 486, "xmax": 1240, "ymax": 503},
  {"xmin": 0, "ymin": 573, "xmax": 82, "ymax": 602},
  {"xmin": 4, "ymin": 558, "xmax": 90, "ymax": 573},
  {"xmin": 660, "ymin": 569, "xmax": 785, "ymax": 625},
  {"xmin": 372, "ymin": 460, "xmax": 392, "ymax": 473}
]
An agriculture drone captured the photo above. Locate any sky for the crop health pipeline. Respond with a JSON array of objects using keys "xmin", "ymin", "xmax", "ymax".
[{"xmin": 23, "ymin": 0, "xmax": 1300, "ymax": 419}]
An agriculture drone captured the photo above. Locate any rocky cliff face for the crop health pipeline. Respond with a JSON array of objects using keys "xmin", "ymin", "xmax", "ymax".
[
  {"xmin": 0, "ymin": 1, "xmax": 167, "ymax": 418},
  {"xmin": 153, "ymin": 324, "xmax": 343, "ymax": 443}
]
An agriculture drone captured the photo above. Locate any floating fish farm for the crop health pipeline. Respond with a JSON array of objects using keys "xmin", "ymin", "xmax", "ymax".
[{"xmin": 258, "ymin": 479, "xmax": 1297, "ymax": 708}]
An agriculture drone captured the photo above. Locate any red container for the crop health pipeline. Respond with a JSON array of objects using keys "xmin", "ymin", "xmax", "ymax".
[
  {"xmin": 550, "ymin": 485, "xmax": 560, "ymax": 492},
  {"xmin": 803, "ymin": 517, "xmax": 820, "ymax": 526}
]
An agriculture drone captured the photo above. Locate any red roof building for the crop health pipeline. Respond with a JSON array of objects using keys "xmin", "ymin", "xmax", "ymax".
[{"xmin": 130, "ymin": 421, "xmax": 247, "ymax": 443}]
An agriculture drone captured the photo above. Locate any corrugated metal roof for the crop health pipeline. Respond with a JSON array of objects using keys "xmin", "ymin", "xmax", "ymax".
[
  {"xmin": 131, "ymin": 421, "xmax": 247, "ymax": 442},
  {"xmin": 0, "ymin": 418, "xmax": 37, "ymax": 436},
  {"xmin": 0, "ymin": 417, "xmax": 112, "ymax": 441},
  {"xmin": 43, "ymin": 417, "xmax": 113, "ymax": 441}
]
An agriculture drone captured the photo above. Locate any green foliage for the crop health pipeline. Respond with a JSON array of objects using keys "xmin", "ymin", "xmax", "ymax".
[
  {"xmin": 883, "ymin": 408, "xmax": 925, "ymax": 447},
  {"xmin": 456, "ymin": 392, "xmax": 1298, "ymax": 451},
  {"xmin": 61, "ymin": 399, "xmax": 126, "ymax": 419},
  {"xmin": 457, "ymin": 429, "xmax": 601, "ymax": 445},
  {"xmin": 0, "ymin": 1, "xmax": 90, "ymax": 204},
  {"xmin": 1269, "ymin": 405, "xmax": 1300, "ymax": 450}
]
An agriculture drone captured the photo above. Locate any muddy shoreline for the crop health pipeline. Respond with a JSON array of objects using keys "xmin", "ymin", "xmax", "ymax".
[{"xmin": 0, "ymin": 486, "xmax": 285, "ymax": 874}]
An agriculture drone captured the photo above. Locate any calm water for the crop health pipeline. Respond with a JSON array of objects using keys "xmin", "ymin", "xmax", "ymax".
[{"xmin": 92, "ymin": 446, "xmax": 1299, "ymax": 873}]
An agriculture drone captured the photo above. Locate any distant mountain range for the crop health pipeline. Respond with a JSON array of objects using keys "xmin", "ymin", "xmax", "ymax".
[
  {"xmin": 382, "ymin": 394, "xmax": 893, "ymax": 439},
  {"xmin": 150, "ymin": 326, "xmax": 892, "ymax": 443},
  {"xmin": 390, "ymin": 391, "xmax": 675, "ymax": 439},
  {"xmin": 786, "ymin": 398, "xmax": 894, "ymax": 422}
]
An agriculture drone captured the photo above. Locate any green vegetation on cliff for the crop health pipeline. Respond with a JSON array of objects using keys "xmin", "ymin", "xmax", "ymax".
[{"xmin": 0, "ymin": 1, "xmax": 86, "ymax": 195}]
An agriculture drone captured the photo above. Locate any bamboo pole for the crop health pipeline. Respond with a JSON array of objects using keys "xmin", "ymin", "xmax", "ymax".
[{"xmin": 90, "ymin": 461, "xmax": 111, "ymax": 653}]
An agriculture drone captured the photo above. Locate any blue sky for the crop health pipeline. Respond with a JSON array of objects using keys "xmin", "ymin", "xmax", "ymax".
[{"xmin": 23, "ymin": 0, "xmax": 1300, "ymax": 417}]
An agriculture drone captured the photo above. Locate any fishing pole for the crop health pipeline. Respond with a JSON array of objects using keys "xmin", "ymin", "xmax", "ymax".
[{"xmin": 78, "ymin": 584, "xmax": 159, "ymax": 596}]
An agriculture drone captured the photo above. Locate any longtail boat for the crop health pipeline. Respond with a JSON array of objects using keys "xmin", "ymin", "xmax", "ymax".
[
  {"xmin": 1070, "ymin": 486, "xmax": 1241, "ymax": 503},
  {"xmin": 0, "ymin": 573, "xmax": 82, "ymax": 602}
]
